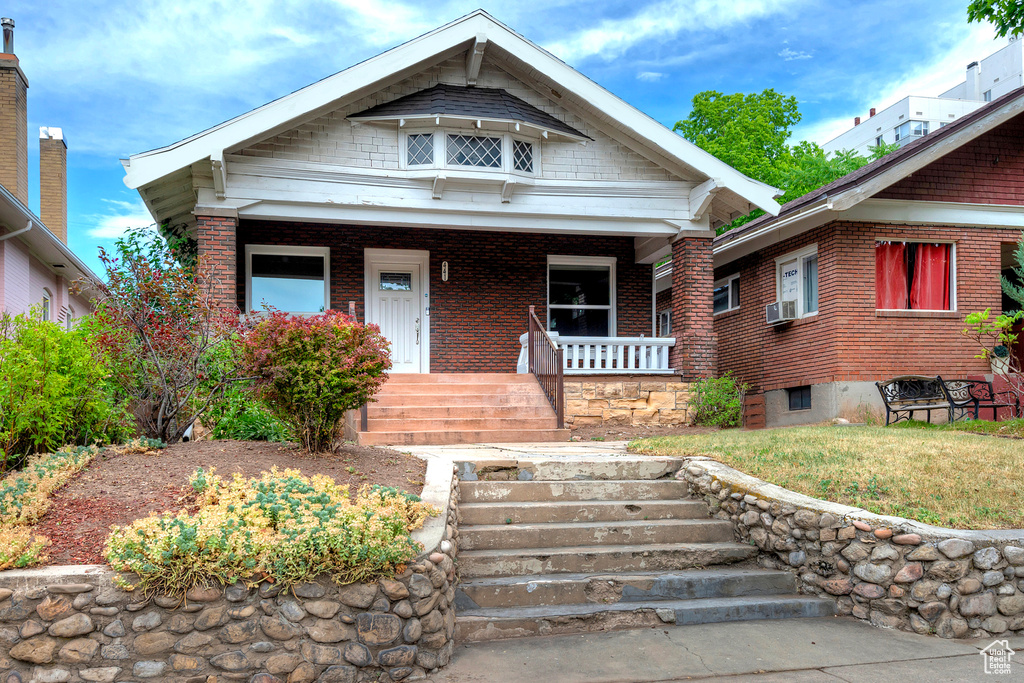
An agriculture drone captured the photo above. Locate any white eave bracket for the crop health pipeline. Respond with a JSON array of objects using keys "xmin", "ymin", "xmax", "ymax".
[
  {"xmin": 211, "ymin": 151, "xmax": 228, "ymax": 199},
  {"xmin": 432, "ymin": 174, "xmax": 446, "ymax": 199},
  {"xmin": 688, "ymin": 178, "xmax": 719, "ymax": 220},
  {"xmin": 466, "ymin": 34, "xmax": 487, "ymax": 86},
  {"xmin": 501, "ymin": 177, "xmax": 516, "ymax": 203}
]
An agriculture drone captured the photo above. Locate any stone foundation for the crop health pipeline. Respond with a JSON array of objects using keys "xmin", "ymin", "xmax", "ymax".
[
  {"xmin": 564, "ymin": 375, "xmax": 690, "ymax": 427},
  {"xmin": 0, "ymin": 463, "xmax": 460, "ymax": 683},
  {"xmin": 679, "ymin": 457, "xmax": 1024, "ymax": 639}
]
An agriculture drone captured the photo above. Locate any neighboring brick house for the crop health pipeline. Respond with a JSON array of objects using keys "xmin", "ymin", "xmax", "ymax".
[
  {"xmin": 122, "ymin": 11, "xmax": 779, "ymax": 432},
  {"xmin": 706, "ymin": 85, "xmax": 1024, "ymax": 428},
  {"xmin": 0, "ymin": 18, "xmax": 98, "ymax": 322}
]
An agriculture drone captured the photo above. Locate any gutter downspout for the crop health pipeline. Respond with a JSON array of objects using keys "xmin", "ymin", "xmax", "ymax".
[{"xmin": 0, "ymin": 219, "xmax": 32, "ymax": 242}]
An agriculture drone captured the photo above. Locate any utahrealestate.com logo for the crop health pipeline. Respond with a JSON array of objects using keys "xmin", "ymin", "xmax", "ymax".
[{"xmin": 980, "ymin": 640, "xmax": 1015, "ymax": 676}]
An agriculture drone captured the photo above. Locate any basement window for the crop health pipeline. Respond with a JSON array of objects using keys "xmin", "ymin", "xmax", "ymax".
[
  {"xmin": 246, "ymin": 245, "xmax": 330, "ymax": 314},
  {"xmin": 788, "ymin": 386, "xmax": 812, "ymax": 411}
]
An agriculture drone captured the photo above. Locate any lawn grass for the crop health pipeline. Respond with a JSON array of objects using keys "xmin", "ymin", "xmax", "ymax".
[{"xmin": 629, "ymin": 423, "xmax": 1024, "ymax": 529}]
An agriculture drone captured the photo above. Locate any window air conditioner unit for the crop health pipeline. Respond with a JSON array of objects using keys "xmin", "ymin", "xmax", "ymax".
[{"xmin": 766, "ymin": 300, "xmax": 797, "ymax": 325}]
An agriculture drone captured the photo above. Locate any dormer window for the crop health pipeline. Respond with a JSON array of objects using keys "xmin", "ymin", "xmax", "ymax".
[
  {"xmin": 447, "ymin": 134, "xmax": 502, "ymax": 168},
  {"xmin": 400, "ymin": 130, "xmax": 538, "ymax": 175},
  {"xmin": 513, "ymin": 139, "xmax": 534, "ymax": 173},
  {"xmin": 406, "ymin": 133, "xmax": 434, "ymax": 166}
]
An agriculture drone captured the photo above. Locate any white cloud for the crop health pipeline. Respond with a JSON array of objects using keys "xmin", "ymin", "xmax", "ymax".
[
  {"xmin": 86, "ymin": 198, "xmax": 154, "ymax": 239},
  {"xmin": 544, "ymin": 0, "xmax": 802, "ymax": 63},
  {"xmin": 796, "ymin": 22, "xmax": 1002, "ymax": 146},
  {"xmin": 637, "ymin": 71, "xmax": 666, "ymax": 82},
  {"xmin": 779, "ymin": 47, "xmax": 812, "ymax": 61}
]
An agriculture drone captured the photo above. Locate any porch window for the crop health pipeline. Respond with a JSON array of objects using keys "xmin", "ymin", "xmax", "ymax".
[
  {"xmin": 875, "ymin": 241, "xmax": 953, "ymax": 311},
  {"xmin": 245, "ymin": 245, "xmax": 330, "ymax": 314},
  {"xmin": 658, "ymin": 309, "xmax": 671, "ymax": 336},
  {"xmin": 713, "ymin": 274, "xmax": 740, "ymax": 314},
  {"xmin": 547, "ymin": 256, "xmax": 616, "ymax": 336},
  {"xmin": 775, "ymin": 245, "xmax": 818, "ymax": 318}
]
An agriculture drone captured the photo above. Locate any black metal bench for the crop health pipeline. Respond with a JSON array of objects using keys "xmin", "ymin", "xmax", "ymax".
[
  {"xmin": 876, "ymin": 376, "xmax": 951, "ymax": 426},
  {"xmin": 940, "ymin": 377, "xmax": 1021, "ymax": 421}
]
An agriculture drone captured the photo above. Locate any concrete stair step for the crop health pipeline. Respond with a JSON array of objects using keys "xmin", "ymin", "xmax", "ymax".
[
  {"xmin": 373, "ymin": 393, "xmax": 553, "ymax": 407},
  {"xmin": 508, "ymin": 457, "xmax": 682, "ymax": 482},
  {"xmin": 460, "ymin": 479, "xmax": 690, "ymax": 503},
  {"xmin": 455, "ymin": 569, "xmax": 797, "ymax": 609},
  {"xmin": 384, "ymin": 373, "xmax": 538, "ymax": 384},
  {"xmin": 355, "ymin": 428, "xmax": 570, "ymax": 446},
  {"xmin": 458, "ymin": 542, "xmax": 759, "ymax": 578},
  {"xmin": 367, "ymin": 405, "xmax": 555, "ymax": 419},
  {"xmin": 454, "ymin": 594, "xmax": 836, "ymax": 642},
  {"xmin": 459, "ymin": 499, "xmax": 706, "ymax": 525},
  {"xmin": 366, "ymin": 417, "xmax": 557, "ymax": 431},
  {"xmin": 460, "ymin": 519, "xmax": 735, "ymax": 551},
  {"xmin": 378, "ymin": 382, "xmax": 546, "ymax": 395}
]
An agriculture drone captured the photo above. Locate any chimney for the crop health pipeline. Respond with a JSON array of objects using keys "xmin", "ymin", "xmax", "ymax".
[
  {"xmin": 39, "ymin": 127, "xmax": 67, "ymax": 243},
  {"xmin": 854, "ymin": 116, "xmax": 861, "ymax": 126},
  {"xmin": 0, "ymin": 17, "xmax": 29, "ymax": 205},
  {"xmin": 869, "ymin": 108, "xmax": 876, "ymax": 117},
  {"xmin": 966, "ymin": 61, "xmax": 981, "ymax": 100}
]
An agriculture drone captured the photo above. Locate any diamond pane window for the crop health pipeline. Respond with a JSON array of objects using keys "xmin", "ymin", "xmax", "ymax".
[
  {"xmin": 407, "ymin": 133, "xmax": 433, "ymax": 166},
  {"xmin": 513, "ymin": 139, "xmax": 533, "ymax": 172},
  {"xmin": 446, "ymin": 134, "xmax": 502, "ymax": 168}
]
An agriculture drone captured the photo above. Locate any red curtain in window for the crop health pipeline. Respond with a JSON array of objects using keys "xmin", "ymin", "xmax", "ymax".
[
  {"xmin": 910, "ymin": 243, "xmax": 951, "ymax": 310},
  {"xmin": 875, "ymin": 242, "xmax": 908, "ymax": 309}
]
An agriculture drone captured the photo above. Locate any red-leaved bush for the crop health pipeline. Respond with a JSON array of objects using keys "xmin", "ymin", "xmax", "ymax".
[{"xmin": 240, "ymin": 310, "xmax": 391, "ymax": 452}]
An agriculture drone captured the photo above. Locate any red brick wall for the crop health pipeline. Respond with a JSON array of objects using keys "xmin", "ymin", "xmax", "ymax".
[
  {"xmin": 196, "ymin": 215, "xmax": 238, "ymax": 309},
  {"xmin": 714, "ymin": 220, "xmax": 1019, "ymax": 393},
  {"xmin": 876, "ymin": 116, "xmax": 1024, "ymax": 205},
  {"xmin": 670, "ymin": 236, "xmax": 715, "ymax": 379},
  {"xmin": 235, "ymin": 221, "xmax": 652, "ymax": 372}
]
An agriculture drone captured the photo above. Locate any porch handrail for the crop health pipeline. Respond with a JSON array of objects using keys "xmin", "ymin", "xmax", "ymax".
[{"xmin": 528, "ymin": 305, "xmax": 564, "ymax": 429}]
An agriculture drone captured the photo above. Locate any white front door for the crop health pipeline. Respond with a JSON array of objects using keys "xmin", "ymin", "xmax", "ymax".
[{"xmin": 365, "ymin": 249, "xmax": 429, "ymax": 373}]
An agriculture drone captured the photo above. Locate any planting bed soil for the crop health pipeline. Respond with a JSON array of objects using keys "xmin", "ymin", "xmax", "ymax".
[{"xmin": 35, "ymin": 439, "xmax": 426, "ymax": 566}]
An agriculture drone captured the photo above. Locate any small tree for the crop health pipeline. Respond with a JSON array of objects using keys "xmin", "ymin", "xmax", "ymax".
[
  {"xmin": 690, "ymin": 372, "xmax": 749, "ymax": 428},
  {"xmin": 240, "ymin": 310, "xmax": 391, "ymax": 452},
  {"xmin": 89, "ymin": 229, "xmax": 242, "ymax": 443}
]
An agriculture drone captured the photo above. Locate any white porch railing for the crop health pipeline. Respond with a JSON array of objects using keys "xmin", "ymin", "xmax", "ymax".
[{"xmin": 518, "ymin": 333, "xmax": 676, "ymax": 375}]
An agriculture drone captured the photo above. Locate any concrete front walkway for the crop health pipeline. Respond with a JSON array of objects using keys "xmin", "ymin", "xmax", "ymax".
[{"xmin": 430, "ymin": 617, "xmax": 1021, "ymax": 683}]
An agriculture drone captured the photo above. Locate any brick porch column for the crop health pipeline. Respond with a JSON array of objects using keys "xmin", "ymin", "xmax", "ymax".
[
  {"xmin": 668, "ymin": 235, "xmax": 716, "ymax": 380},
  {"xmin": 196, "ymin": 213, "xmax": 237, "ymax": 311}
]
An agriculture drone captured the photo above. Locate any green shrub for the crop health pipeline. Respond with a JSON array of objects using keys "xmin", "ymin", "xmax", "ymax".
[
  {"xmin": 0, "ymin": 312, "xmax": 134, "ymax": 468},
  {"xmin": 240, "ymin": 310, "xmax": 391, "ymax": 452},
  {"xmin": 690, "ymin": 372, "xmax": 749, "ymax": 428},
  {"xmin": 105, "ymin": 468, "xmax": 438, "ymax": 596},
  {"xmin": 204, "ymin": 382, "xmax": 291, "ymax": 442}
]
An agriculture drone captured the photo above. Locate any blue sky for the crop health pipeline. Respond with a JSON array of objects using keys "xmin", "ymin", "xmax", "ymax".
[{"xmin": 4, "ymin": 0, "xmax": 1005, "ymax": 277}]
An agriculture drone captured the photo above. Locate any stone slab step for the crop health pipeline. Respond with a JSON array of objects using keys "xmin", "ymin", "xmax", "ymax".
[
  {"xmin": 368, "ymin": 405, "xmax": 555, "ymax": 420},
  {"xmin": 378, "ymin": 382, "xmax": 546, "ymax": 395},
  {"xmin": 458, "ymin": 542, "xmax": 758, "ymax": 578},
  {"xmin": 385, "ymin": 373, "xmax": 538, "ymax": 384},
  {"xmin": 454, "ymin": 594, "xmax": 836, "ymax": 642},
  {"xmin": 373, "ymin": 393, "xmax": 553, "ymax": 408},
  {"xmin": 460, "ymin": 479, "xmax": 690, "ymax": 503},
  {"xmin": 460, "ymin": 519, "xmax": 734, "ymax": 551},
  {"xmin": 455, "ymin": 568, "xmax": 797, "ymax": 609},
  {"xmin": 356, "ymin": 428, "xmax": 570, "ymax": 446},
  {"xmin": 459, "ymin": 499, "xmax": 706, "ymax": 525},
  {"xmin": 366, "ymin": 417, "xmax": 558, "ymax": 431},
  {"xmin": 520, "ymin": 458, "xmax": 682, "ymax": 482}
]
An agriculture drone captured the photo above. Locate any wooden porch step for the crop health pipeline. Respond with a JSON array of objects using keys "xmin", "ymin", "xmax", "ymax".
[{"xmin": 356, "ymin": 428, "xmax": 570, "ymax": 446}]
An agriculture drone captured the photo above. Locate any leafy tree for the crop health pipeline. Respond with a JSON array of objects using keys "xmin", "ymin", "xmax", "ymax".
[
  {"xmin": 91, "ymin": 228, "xmax": 243, "ymax": 443},
  {"xmin": 968, "ymin": 0, "xmax": 1024, "ymax": 37}
]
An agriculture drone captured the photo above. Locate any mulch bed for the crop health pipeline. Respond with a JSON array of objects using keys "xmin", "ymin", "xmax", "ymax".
[{"xmin": 35, "ymin": 440, "xmax": 426, "ymax": 566}]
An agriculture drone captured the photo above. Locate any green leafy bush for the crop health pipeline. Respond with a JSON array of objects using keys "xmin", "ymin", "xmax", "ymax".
[
  {"xmin": 690, "ymin": 372, "xmax": 749, "ymax": 428},
  {"xmin": 0, "ymin": 312, "xmax": 134, "ymax": 468},
  {"xmin": 240, "ymin": 310, "xmax": 391, "ymax": 452},
  {"xmin": 105, "ymin": 468, "xmax": 438, "ymax": 596},
  {"xmin": 204, "ymin": 382, "xmax": 291, "ymax": 442}
]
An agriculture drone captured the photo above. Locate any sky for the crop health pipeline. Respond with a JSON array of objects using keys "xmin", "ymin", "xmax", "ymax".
[{"xmin": 3, "ymin": 0, "xmax": 1007, "ymax": 277}]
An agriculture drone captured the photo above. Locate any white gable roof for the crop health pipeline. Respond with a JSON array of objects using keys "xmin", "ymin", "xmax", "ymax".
[{"xmin": 122, "ymin": 10, "xmax": 779, "ymax": 218}]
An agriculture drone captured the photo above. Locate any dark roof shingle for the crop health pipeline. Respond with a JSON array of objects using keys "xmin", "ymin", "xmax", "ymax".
[{"xmin": 348, "ymin": 83, "xmax": 590, "ymax": 139}]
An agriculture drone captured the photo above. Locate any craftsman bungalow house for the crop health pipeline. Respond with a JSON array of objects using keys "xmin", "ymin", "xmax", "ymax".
[
  {"xmin": 122, "ymin": 11, "xmax": 779, "ymax": 443},
  {"xmin": 708, "ymin": 86, "xmax": 1024, "ymax": 428}
]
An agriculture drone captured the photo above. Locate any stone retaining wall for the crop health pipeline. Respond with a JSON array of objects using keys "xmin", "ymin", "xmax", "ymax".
[
  {"xmin": 564, "ymin": 376, "xmax": 690, "ymax": 428},
  {"xmin": 679, "ymin": 457, "xmax": 1024, "ymax": 639},
  {"xmin": 0, "ymin": 463, "xmax": 460, "ymax": 683}
]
